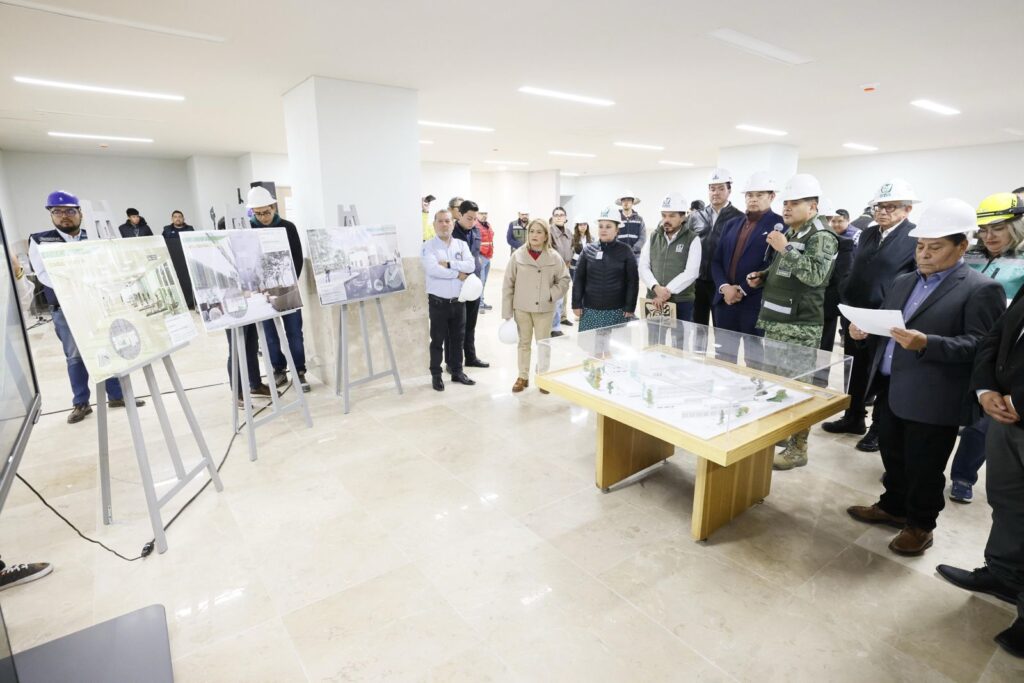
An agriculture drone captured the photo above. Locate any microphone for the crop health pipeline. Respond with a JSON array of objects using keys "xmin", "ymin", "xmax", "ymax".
[
  {"xmin": 772, "ymin": 222, "xmax": 784, "ymax": 232},
  {"xmin": 765, "ymin": 223, "xmax": 785, "ymax": 260}
]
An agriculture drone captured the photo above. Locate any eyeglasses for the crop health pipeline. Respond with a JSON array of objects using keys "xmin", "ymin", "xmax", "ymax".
[
  {"xmin": 977, "ymin": 225, "xmax": 1009, "ymax": 237},
  {"xmin": 252, "ymin": 209, "xmax": 274, "ymax": 218},
  {"xmin": 873, "ymin": 203, "xmax": 906, "ymax": 214},
  {"xmin": 49, "ymin": 207, "xmax": 79, "ymax": 217}
]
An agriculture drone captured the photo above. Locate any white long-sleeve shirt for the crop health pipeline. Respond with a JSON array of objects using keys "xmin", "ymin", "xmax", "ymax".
[
  {"xmin": 638, "ymin": 230, "xmax": 702, "ymax": 294},
  {"xmin": 421, "ymin": 235, "xmax": 475, "ymax": 299}
]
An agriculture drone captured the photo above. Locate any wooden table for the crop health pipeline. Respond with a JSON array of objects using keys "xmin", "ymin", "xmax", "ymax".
[{"xmin": 535, "ymin": 350, "xmax": 849, "ymax": 541}]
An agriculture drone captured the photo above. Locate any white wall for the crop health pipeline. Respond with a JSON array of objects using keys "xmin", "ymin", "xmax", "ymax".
[
  {"xmin": 570, "ymin": 166, "xmax": 717, "ymax": 229},
  {"xmin": 238, "ymin": 152, "xmax": 293, "ymax": 191},
  {"xmin": 187, "ymin": 155, "xmax": 239, "ymax": 230},
  {"xmin": 1, "ymin": 151, "xmax": 191, "ymax": 244},
  {"xmin": 0, "ymin": 151, "xmax": 18, "ymax": 249},
  {"xmin": 421, "ymin": 162, "xmax": 471, "ymax": 214}
]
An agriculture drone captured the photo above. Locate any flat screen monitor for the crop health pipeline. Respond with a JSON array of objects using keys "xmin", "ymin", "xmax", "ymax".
[{"xmin": 0, "ymin": 212, "xmax": 41, "ymax": 517}]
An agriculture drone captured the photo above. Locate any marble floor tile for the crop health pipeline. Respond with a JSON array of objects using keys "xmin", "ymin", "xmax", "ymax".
[{"xmin": 172, "ymin": 618, "xmax": 309, "ymax": 683}]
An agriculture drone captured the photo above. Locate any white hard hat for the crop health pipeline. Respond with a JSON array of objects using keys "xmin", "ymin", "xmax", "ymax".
[
  {"xmin": 517, "ymin": 209, "xmax": 530, "ymax": 214},
  {"xmin": 780, "ymin": 173, "xmax": 822, "ymax": 201},
  {"xmin": 573, "ymin": 216, "xmax": 590, "ymax": 226},
  {"xmin": 616, "ymin": 192, "xmax": 640, "ymax": 206},
  {"xmin": 597, "ymin": 206, "xmax": 623, "ymax": 224},
  {"xmin": 708, "ymin": 167, "xmax": 733, "ymax": 185},
  {"xmin": 246, "ymin": 186, "xmax": 276, "ymax": 209},
  {"xmin": 458, "ymin": 273, "xmax": 483, "ymax": 302},
  {"xmin": 908, "ymin": 198, "xmax": 975, "ymax": 238},
  {"xmin": 872, "ymin": 178, "xmax": 920, "ymax": 205},
  {"xmin": 817, "ymin": 197, "xmax": 837, "ymax": 217},
  {"xmin": 498, "ymin": 318, "xmax": 518, "ymax": 345},
  {"xmin": 744, "ymin": 171, "xmax": 776, "ymax": 193},
  {"xmin": 659, "ymin": 192, "xmax": 688, "ymax": 213}
]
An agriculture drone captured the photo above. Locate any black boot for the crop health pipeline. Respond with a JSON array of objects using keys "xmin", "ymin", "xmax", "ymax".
[
  {"xmin": 995, "ymin": 593, "xmax": 1024, "ymax": 659},
  {"xmin": 822, "ymin": 413, "xmax": 867, "ymax": 435},
  {"xmin": 856, "ymin": 422, "xmax": 880, "ymax": 452}
]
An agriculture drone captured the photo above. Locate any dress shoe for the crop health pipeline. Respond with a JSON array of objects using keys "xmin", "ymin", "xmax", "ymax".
[
  {"xmin": 539, "ymin": 388, "xmax": 550, "ymax": 394},
  {"xmin": 67, "ymin": 403, "xmax": 93, "ymax": 424},
  {"xmin": 995, "ymin": 596, "xmax": 1024, "ymax": 659},
  {"xmin": 250, "ymin": 383, "xmax": 272, "ymax": 397},
  {"xmin": 431, "ymin": 375, "xmax": 445, "ymax": 392},
  {"xmin": 107, "ymin": 398, "xmax": 146, "ymax": 409},
  {"xmin": 465, "ymin": 358, "xmax": 490, "ymax": 368},
  {"xmin": 949, "ymin": 480, "xmax": 973, "ymax": 504},
  {"xmin": 451, "ymin": 372, "xmax": 476, "ymax": 386},
  {"xmin": 550, "ymin": 330, "xmax": 565, "ymax": 337},
  {"xmin": 480, "ymin": 303, "xmax": 493, "ymax": 310},
  {"xmin": 846, "ymin": 504, "xmax": 907, "ymax": 529},
  {"xmin": 935, "ymin": 565, "xmax": 1019, "ymax": 604},
  {"xmin": 855, "ymin": 424, "xmax": 879, "ymax": 452},
  {"xmin": 561, "ymin": 319, "xmax": 573, "ymax": 327},
  {"xmin": 512, "ymin": 378, "xmax": 528, "ymax": 393},
  {"xmin": 822, "ymin": 415, "xmax": 867, "ymax": 435},
  {"xmin": 888, "ymin": 526, "xmax": 933, "ymax": 556}
]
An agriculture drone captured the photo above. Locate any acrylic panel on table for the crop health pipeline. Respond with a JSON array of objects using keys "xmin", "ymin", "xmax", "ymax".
[
  {"xmin": 307, "ymin": 225, "xmax": 406, "ymax": 305},
  {"xmin": 38, "ymin": 236, "xmax": 196, "ymax": 382},
  {"xmin": 180, "ymin": 228, "xmax": 302, "ymax": 331}
]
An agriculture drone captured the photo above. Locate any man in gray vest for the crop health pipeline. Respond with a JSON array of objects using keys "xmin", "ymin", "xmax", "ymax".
[
  {"xmin": 639, "ymin": 192, "xmax": 702, "ymax": 323},
  {"xmin": 747, "ymin": 174, "xmax": 838, "ymax": 470}
]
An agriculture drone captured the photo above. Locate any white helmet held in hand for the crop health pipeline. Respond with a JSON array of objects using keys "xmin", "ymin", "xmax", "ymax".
[
  {"xmin": 616, "ymin": 192, "xmax": 640, "ymax": 206},
  {"xmin": 744, "ymin": 171, "xmax": 776, "ymax": 193},
  {"xmin": 458, "ymin": 273, "xmax": 483, "ymax": 302},
  {"xmin": 708, "ymin": 167, "xmax": 733, "ymax": 185},
  {"xmin": 780, "ymin": 174, "xmax": 822, "ymax": 201},
  {"xmin": 245, "ymin": 185, "xmax": 276, "ymax": 209},
  {"xmin": 659, "ymin": 193, "xmax": 688, "ymax": 212},
  {"xmin": 872, "ymin": 178, "xmax": 920, "ymax": 205},
  {"xmin": 498, "ymin": 318, "xmax": 518, "ymax": 344},
  {"xmin": 597, "ymin": 206, "xmax": 623, "ymax": 224},
  {"xmin": 908, "ymin": 198, "xmax": 975, "ymax": 238}
]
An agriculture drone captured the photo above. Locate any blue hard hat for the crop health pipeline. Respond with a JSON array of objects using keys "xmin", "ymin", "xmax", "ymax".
[{"xmin": 45, "ymin": 190, "xmax": 80, "ymax": 208}]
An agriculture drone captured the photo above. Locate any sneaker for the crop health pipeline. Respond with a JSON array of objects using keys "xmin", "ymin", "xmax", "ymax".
[
  {"xmin": 480, "ymin": 303, "xmax": 493, "ymax": 310},
  {"xmin": 107, "ymin": 398, "xmax": 147, "ymax": 409},
  {"xmin": 274, "ymin": 370, "xmax": 288, "ymax": 387},
  {"xmin": 298, "ymin": 372, "xmax": 311, "ymax": 393},
  {"xmin": 67, "ymin": 403, "xmax": 93, "ymax": 424},
  {"xmin": 949, "ymin": 480, "xmax": 973, "ymax": 504},
  {"xmin": 0, "ymin": 561, "xmax": 53, "ymax": 591}
]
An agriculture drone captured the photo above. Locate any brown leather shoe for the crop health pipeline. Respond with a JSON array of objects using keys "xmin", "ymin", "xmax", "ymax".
[
  {"xmin": 539, "ymin": 388, "xmax": 550, "ymax": 395},
  {"xmin": 889, "ymin": 526, "xmax": 933, "ymax": 556},
  {"xmin": 512, "ymin": 378, "xmax": 528, "ymax": 393},
  {"xmin": 846, "ymin": 504, "xmax": 907, "ymax": 529}
]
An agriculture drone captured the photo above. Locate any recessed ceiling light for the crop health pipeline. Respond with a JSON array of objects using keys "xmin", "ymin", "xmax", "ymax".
[
  {"xmin": 736, "ymin": 124, "xmax": 788, "ymax": 137},
  {"xmin": 518, "ymin": 86, "xmax": 614, "ymax": 107},
  {"xmin": 418, "ymin": 120, "xmax": 494, "ymax": 132},
  {"xmin": 15, "ymin": 76, "xmax": 185, "ymax": 101},
  {"xmin": 48, "ymin": 131, "xmax": 153, "ymax": 143},
  {"xmin": 614, "ymin": 141, "xmax": 665, "ymax": 151},
  {"xmin": 910, "ymin": 99, "xmax": 960, "ymax": 116},
  {"xmin": 843, "ymin": 142, "xmax": 878, "ymax": 152},
  {"xmin": 707, "ymin": 29, "xmax": 812, "ymax": 66},
  {"xmin": 2, "ymin": 1, "xmax": 225, "ymax": 42},
  {"xmin": 484, "ymin": 160, "xmax": 528, "ymax": 166},
  {"xmin": 549, "ymin": 150, "xmax": 596, "ymax": 158},
  {"xmin": 419, "ymin": 140, "xmax": 434, "ymax": 145},
  {"xmin": 659, "ymin": 160, "xmax": 695, "ymax": 167},
  {"xmin": 560, "ymin": 172, "xmax": 581, "ymax": 177}
]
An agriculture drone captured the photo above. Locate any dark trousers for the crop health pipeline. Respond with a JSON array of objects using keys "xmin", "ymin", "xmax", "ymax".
[
  {"xmin": 430, "ymin": 295, "xmax": 465, "ymax": 376},
  {"xmin": 875, "ymin": 380, "xmax": 959, "ymax": 531},
  {"xmin": 984, "ymin": 420, "xmax": 1024, "ymax": 592},
  {"xmin": 844, "ymin": 331, "xmax": 876, "ymax": 421},
  {"xmin": 693, "ymin": 278, "xmax": 715, "ymax": 326},
  {"xmin": 462, "ymin": 298, "xmax": 481, "ymax": 362},
  {"xmin": 950, "ymin": 416, "xmax": 989, "ymax": 486},
  {"xmin": 226, "ymin": 324, "xmax": 261, "ymax": 392},
  {"xmin": 262, "ymin": 310, "xmax": 306, "ymax": 373},
  {"xmin": 820, "ymin": 312, "xmax": 840, "ymax": 352},
  {"xmin": 713, "ymin": 297, "xmax": 764, "ymax": 368}
]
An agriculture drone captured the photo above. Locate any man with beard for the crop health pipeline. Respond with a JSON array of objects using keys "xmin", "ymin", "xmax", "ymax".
[
  {"xmin": 118, "ymin": 207, "xmax": 153, "ymax": 238},
  {"xmin": 507, "ymin": 210, "xmax": 529, "ymax": 252},
  {"xmin": 29, "ymin": 191, "xmax": 145, "ymax": 423},
  {"xmin": 694, "ymin": 168, "xmax": 744, "ymax": 327},
  {"xmin": 162, "ymin": 210, "xmax": 196, "ymax": 309},
  {"xmin": 549, "ymin": 206, "xmax": 574, "ymax": 335},
  {"xmin": 639, "ymin": 192, "xmax": 701, "ymax": 322}
]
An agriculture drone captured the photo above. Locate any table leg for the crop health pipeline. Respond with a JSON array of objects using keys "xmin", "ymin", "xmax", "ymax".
[
  {"xmin": 595, "ymin": 415, "xmax": 674, "ymax": 490},
  {"xmin": 691, "ymin": 445, "xmax": 773, "ymax": 541}
]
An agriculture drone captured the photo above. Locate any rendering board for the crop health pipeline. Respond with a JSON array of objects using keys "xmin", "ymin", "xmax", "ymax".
[
  {"xmin": 547, "ymin": 350, "xmax": 812, "ymax": 439},
  {"xmin": 308, "ymin": 225, "xmax": 406, "ymax": 305},
  {"xmin": 38, "ymin": 236, "xmax": 196, "ymax": 382},
  {"xmin": 180, "ymin": 228, "xmax": 301, "ymax": 331}
]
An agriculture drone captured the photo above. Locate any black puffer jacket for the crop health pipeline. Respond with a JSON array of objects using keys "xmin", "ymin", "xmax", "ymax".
[{"xmin": 572, "ymin": 239, "xmax": 639, "ymax": 312}]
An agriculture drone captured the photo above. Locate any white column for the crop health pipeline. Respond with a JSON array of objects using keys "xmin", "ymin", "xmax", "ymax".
[{"xmin": 185, "ymin": 155, "xmax": 239, "ymax": 230}]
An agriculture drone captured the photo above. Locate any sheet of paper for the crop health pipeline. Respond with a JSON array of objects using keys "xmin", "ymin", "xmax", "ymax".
[{"xmin": 839, "ymin": 304, "xmax": 906, "ymax": 337}]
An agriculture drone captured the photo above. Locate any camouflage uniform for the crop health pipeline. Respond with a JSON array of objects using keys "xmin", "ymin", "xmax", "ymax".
[{"xmin": 755, "ymin": 218, "xmax": 838, "ymax": 470}]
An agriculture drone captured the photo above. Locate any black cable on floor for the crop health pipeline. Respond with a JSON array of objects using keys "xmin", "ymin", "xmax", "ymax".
[
  {"xmin": 38, "ymin": 380, "xmax": 229, "ymax": 418},
  {"xmin": 17, "ymin": 383, "xmax": 292, "ymax": 562}
]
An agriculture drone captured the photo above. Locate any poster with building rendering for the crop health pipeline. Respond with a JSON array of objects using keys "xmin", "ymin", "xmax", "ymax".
[
  {"xmin": 307, "ymin": 225, "xmax": 406, "ymax": 305},
  {"xmin": 38, "ymin": 236, "xmax": 196, "ymax": 382},
  {"xmin": 180, "ymin": 228, "xmax": 302, "ymax": 331}
]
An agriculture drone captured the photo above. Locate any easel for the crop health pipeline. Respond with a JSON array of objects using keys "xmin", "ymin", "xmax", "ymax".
[
  {"xmin": 96, "ymin": 350, "xmax": 222, "ymax": 554},
  {"xmin": 229, "ymin": 314, "xmax": 313, "ymax": 461}
]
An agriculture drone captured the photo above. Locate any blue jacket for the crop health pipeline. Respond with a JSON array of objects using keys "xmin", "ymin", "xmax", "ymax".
[
  {"xmin": 710, "ymin": 210, "xmax": 782, "ymax": 306},
  {"xmin": 453, "ymin": 224, "xmax": 483, "ymax": 276}
]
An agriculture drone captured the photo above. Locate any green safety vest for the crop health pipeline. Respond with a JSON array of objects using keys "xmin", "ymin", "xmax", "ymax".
[
  {"xmin": 759, "ymin": 220, "xmax": 837, "ymax": 325},
  {"xmin": 645, "ymin": 226, "xmax": 697, "ymax": 303}
]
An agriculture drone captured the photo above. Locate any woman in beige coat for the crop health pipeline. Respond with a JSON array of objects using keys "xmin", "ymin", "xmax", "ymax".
[{"xmin": 502, "ymin": 219, "xmax": 571, "ymax": 393}]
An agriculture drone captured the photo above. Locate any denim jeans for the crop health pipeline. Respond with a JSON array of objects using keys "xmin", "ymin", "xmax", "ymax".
[
  {"xmin": 262, "ymin": 310, "xmax": 306, "ymax": 373},
  {"xmin": 479, "ymin": 258, "xmax": 491, "ymax": 306},
  {"xmin": 52, "ymin": 308, "xmax": 123, "ymax": 405},
  {"xmin": 950, "ymin": 415, "xmax": 989, "ymax": 486},
  {"xmin": 552, "ymin": 297, "xmax": 563, "ymax": 331},
  {"xmin": 226, "ymin": 324, "xmax": 261, "ymax": 392}
]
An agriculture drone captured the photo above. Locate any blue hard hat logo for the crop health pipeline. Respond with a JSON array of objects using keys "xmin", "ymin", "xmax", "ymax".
[{"xmin": 45, "ymin": 190, "xmax": 80, "ymax": 208}]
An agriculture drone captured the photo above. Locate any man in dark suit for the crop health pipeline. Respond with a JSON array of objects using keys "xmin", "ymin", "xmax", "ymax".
[
  {"xmin": 711, "ymin": 171, "xmax": 781, "ymax": 362},
  {"xmin": 935, "ymin": 288, "xmax": 1024, "ymax": 659},
  {"xmin": 847, "ymin": 199, "xmax": 1006, "ymax": 556},
  {"xmin": 823, "ymin": 179, "xmax": 921, "ymax": 450},
  {"xmin": 693, "ymin": 168, "xmax": 744, "ymax": 327}
]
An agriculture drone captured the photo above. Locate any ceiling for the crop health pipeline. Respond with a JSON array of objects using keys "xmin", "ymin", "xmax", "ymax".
[{"xmin": 0, "ymin": 0, "xmax": 1021, "ymax": 175}]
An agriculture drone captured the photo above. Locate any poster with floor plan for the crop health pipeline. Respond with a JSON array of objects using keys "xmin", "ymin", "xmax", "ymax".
[
  {"xmin": 549, "ymin": 350, "xmax": 812, "ymax": 439},
  {"xmin": 38, "ymin": 236, "xmax": 196, "ymax": 382},
  {"xmin": 307, "ymin": 225, "xmax": 406, "ymax": 305},
  {"xmin": 180, "ymin": 228, "xmax": 302, "ymax": 331}
]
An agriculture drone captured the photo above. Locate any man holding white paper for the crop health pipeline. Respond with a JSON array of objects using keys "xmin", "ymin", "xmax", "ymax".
[{"xmin": 846, "ymin": 199, "xmax": 1005, "ymax": 557}]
